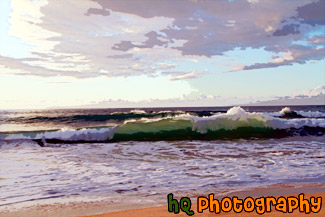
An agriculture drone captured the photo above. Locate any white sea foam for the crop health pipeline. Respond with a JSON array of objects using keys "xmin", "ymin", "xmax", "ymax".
[
  {"xmin": 5, "ymin": 127, "xmax": 117, "ymax": 141},
  {"xmin": 280, "ymin": 107, "xmax": 291, "ymax": 114},
  {"xmin": 189, "ymin": 106, "xmax": 325, "ymax": 133},
  {"xmin": 1, "ymin": 138, "xmax": 324, "ymax": 210},
  {"xmin": 264, "ymin": 107, "xmax": 325, "ymax": 118},
  {"xmin": 3, "ymin": 107, "xmax": 325, "ymax": 141},
  {"xmin": 297, "ymin": 111, "xmax": 325, "ymax": 118},
  {"xmin": 129, "ymin": 109, "xmax": 147, "ymax": 114}
]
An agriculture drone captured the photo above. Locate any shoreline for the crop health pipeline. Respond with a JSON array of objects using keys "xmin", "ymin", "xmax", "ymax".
[
  {"xmin": 81, "ymin": 183, "xmax": 325, "ymax": 217},
  {"xmin": 82, "ymin": 192, "xmax": 325, "ymax": 217},
  {"xmin": 1, "ymin": 183, "xmax": 324, "ymax": 217}
]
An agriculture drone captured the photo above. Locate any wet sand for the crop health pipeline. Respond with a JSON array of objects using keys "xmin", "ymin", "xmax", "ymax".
[
  {"xmin": 82, "ymin": 190, "xmax": 324, "ymax": 217},
  {"xmin": 1, "ymin": 183, "xmax": 324, "ymax": 217}
]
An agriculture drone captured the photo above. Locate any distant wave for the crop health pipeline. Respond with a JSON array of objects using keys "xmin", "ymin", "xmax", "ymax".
[
  {"xmin": 1, "ymin": 107, "xmax": 324, "ymax": 145},
  {"xmin": 3, "ymin": 107, "xmax": 323, "ymax": 127},
  {"xmin": 264, "ymin": 107, "xmax": 325, "ymax": 119},
  {"xmin": 3, "ymin": 110, "xmax": 186, "ymax": 124}
]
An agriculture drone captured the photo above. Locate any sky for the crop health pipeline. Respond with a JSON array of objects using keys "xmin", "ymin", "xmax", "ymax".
[{"xmin": 0, "ymin": 0, "xmax": 324, "ymax": 109}]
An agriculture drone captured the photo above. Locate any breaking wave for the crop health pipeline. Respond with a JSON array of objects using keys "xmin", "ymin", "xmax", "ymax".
[
  {"xmin": 265, "ymin": 107, "xmax": 325, "ymax": 119},
  {"xmin": 1, "ymin": 107, "xmax": 324, "ymax": 145}
]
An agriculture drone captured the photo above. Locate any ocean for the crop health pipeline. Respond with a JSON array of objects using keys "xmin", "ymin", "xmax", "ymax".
[{"xmin": 0, "ymin": 105, "xmax": 325, "ymax": 211}]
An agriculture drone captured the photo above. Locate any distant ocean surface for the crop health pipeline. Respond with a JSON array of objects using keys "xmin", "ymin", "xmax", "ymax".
[{"xmin": 0, "ymin": 105, "xmax": 325, "ymax": 210}]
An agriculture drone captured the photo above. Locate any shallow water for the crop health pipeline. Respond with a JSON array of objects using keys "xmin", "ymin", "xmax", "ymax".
[
  {"xmin": 1, "ymin": 137, "xmax": 324, "ymax": 209},
  {"xmin": 1, "ymin": 106, "xmax": 325, "ymax": 210}
]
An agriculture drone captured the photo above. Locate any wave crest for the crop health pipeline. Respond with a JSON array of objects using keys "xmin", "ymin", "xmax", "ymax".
[{"xmin": 2, "ymin": 107, "xmax": 324, "ymax": 144}]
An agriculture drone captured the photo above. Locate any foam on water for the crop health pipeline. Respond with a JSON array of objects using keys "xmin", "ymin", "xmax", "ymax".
[
  {"xmin": 1, "ymin": 106, "xmax": 324, "ymax": 211},
  {"xmin": 1, "ymin": 137, "xmax": 324, "ymax": 210},
  {"xmin": 2, "ymin": 107, "xmax": 325, "ymax": 143},
  {"xmin": 4, "ymin": 127, "xmax": 117, "ymax": 141},
  {"xmin": 190, "ymin": 106, "xmax": 325, "ymax": 132},
  {"xmin": 297, "ymin": 111, "xmax": 325, "ymax": 118},
  {"xmin": 129, "ymin": 109, "xmax": 147, "ymax": 114},
  {"xmin": 280, "ymin": 107, "xmax": 292, "ymax": 114}
]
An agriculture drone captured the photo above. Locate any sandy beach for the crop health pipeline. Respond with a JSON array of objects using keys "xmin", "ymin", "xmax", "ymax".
[
  {"xmin": 82, "ymin": 191, "xmax": 324, "ymax": 217},
  {"xmin": 1, "ymin": 183, "xmax": 324, "ymax": 217}
]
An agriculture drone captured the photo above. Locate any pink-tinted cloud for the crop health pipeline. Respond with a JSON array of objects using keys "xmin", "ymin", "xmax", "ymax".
[{"xmin": 1, "ymin": 0, "xmax": 324, "ymax": 79}]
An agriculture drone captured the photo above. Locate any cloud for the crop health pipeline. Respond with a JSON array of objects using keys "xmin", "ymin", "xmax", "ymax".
[
  {"xmin": 273, "ymin": 24, "xmax": 300, "ymax": 36},
  {"xmin": 161, "ymin": 70, "xmax": 205, "ymax": 80},
  {"xmin": 247, "ymin": 85, "xmax": 325, "ymax": 106},
  {"xmin": 1, "ymin": 0, "xmax": 324, "ymax": 79},
  {"xmin": 0, "ymin": 55, "xmax": 93, "ymax": 78},
  {"xmin": 270, "ymin": 85, "xmax": 325, "ymax": 100},
  {"xmin": 44, "ymin": 81, "xmax": 72, "ymax": 84},
  {"xmin": 296, "ymin": 0, "xmax": 325, "ymax": 26},
  {"xmin": 248, "ymin": 94, "xmax": 324, "ymax": 106},
  {"xmin": 302, "ymin": 85, "xmax": 325, "ymax": 97},
  {"xmin": 85, "ymin": 7, "xmax": 110, "ymax": 16},
  {"xmin": 66, "ymin": 93, "xmax": 254, "ymax": 108},
  {"xmin": 241, "ymin": 45, "xmax": 324, "ymax": 70}
]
